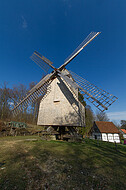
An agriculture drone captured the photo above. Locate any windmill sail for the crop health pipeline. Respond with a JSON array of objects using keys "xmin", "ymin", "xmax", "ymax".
[
  {"xmin": 12, "ymin": 31, "xmax": 118, "ymax": 118},
  {"xmin": 59, "ymin": 32, "xmax": 100, "ymax": 70},
  {"xmin": 58, "ymin": 72, "xmax": 107, "ymax": 111},
  {"xmin": 29, "ymin": 73, "xmax": 53, "ymax": 93},
  {"xmin": 69, "ymin": 71, "xmax": 118, "ymax": 112},
  {"xmin": 11, "ymin": 81, "xmax": 51, "ymax": 115},
  {"xmin": 30, "ymin": 51, "xmax": 55, "ymax": 72},
  {"xmin": 11, "ymin": 72, "xmax": 55, "ymax": 115}
]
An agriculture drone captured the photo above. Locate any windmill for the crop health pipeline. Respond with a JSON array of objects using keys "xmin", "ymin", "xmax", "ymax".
[{"xmin": 12, "ymin": 32, "xmax": 117, "ymax": 140}]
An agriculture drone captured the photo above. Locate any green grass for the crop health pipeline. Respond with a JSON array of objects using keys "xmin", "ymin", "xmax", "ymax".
[
  {"xmin": 26, "ymin": 123, "xmax": 44, "ymax": 133},
  {"xmin": 0, "ymin": 136, "xmax": 126, "ymax": 190}
]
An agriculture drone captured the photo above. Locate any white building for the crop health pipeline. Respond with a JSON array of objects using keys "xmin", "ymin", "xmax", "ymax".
[{"xmin": 89, "ymin": 121, "xmax": 120, "ymax": 143}]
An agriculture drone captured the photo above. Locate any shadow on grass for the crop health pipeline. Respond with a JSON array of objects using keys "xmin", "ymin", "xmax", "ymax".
[{"xmin": 0, "ymin": 139, "xmax": 126, "ymax": 190}]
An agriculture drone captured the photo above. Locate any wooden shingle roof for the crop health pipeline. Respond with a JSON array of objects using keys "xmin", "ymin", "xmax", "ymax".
[{"xmin": 95, "ymin": 121, "xmax": 120, "ymax": 134}]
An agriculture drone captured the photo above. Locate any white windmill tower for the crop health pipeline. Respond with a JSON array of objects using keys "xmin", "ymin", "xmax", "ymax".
[{"xmin": 12, "ymin": 32, "xmax": 117, "ymax": 139}]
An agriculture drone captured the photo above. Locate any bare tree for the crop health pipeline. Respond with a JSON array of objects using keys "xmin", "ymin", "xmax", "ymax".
[
  {"xmin": 0, "ymin": 82, "xmax": 11, "ymax": 120},
  {"xmin": 10, "ymin": 84, "xmax": 28, "ymax": 122},
  {"xmin": 120, "ymin": 120, "xmax": 126, "ymax": 129},
  {"xmin": 0, "ymin": 81, "xmax": 41, "ymax": 124},
  {"xmin": 95, "ymin": 110, "xmax": 109, "ymax": 121},
  {"xmin": 10, "ymin": 84, "xmax": 27, "ymax": 105},
  {"xmin": 28, "ymin": 82, "xmax": 38, "ymax": 123}
]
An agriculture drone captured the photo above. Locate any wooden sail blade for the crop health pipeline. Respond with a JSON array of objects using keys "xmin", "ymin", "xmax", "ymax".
[
  {"xmin": 69, "ymin": 71, "xmax": 118, "ymax": 112},
  {"xmin": 11, "ymin": 72, "xmax": 56, "ymax": 115},
  {"xmin": 29, "ymin": 73, "xmax": 54, "ymax": 93},
  {"xmin": 30, "ymin": 51, "xmax": 56, "ymax": 72},
  {"xmin": 58, "ymin": 72, "xmax": 107, "ymax": 111},
  {"xmin": 11, "ymin": 80, "xmax": 52, "ymax": 115},
  {"xmin": 59, "ymin": 32, "xmax": 100, "ymax": 70}
]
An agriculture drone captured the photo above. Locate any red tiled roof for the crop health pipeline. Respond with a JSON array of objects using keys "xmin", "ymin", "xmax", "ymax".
[
  {"xmin": 120, "ymin": 129, "xmax": 126, "ymax": 134},
  {"xmin": 95, "ymin": 121, "xmax": 120, "ymax": 133}
]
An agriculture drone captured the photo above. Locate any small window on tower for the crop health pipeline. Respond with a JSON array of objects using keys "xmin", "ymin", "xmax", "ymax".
[{"xmin": 54, "ymin": 100, "xmax": 60, "ymax": 103}]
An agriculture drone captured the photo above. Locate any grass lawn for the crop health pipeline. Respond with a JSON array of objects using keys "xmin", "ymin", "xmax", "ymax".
[{"xmin": 0, "ymin": 136, "xmax": 126, "ymax": 190}]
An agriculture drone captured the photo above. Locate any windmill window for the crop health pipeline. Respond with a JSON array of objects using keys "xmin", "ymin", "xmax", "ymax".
[{"xmin": 54, "ymin": 100, "xmax": 60, "ymax": 103}]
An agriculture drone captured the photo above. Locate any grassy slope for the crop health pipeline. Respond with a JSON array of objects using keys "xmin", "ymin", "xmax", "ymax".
[{"xmin": 0, "ymin": 136, "xmax": 126, "ymax": 190}]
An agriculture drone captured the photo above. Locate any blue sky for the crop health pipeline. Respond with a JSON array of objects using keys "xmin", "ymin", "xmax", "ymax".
[{"xmin": 0, "ymin": 0, "xmax": 126, "ymax": 123}]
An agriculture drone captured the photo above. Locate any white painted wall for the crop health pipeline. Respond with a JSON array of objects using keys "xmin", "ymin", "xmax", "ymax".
[
  {"xmin": 102, "ymin": 133, "xmax": 107, "ymax": 141},
  {"xmin": 107, "ymin": 133, "xmax": 120, "ymax": 143},
  {"xmin": 108, "ymin": 133, "xmax": 113, "ymax": 143},
  {"xmin": 91, "ymin": 132, "xmax": 120, "ymax": 143},
  {"xmin": 113, "ymin": 134, "xmax": 120, "ymax": 143}
]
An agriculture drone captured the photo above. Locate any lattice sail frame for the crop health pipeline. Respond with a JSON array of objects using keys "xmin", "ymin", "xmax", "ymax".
[
  {"xmin": 59, "ymin": 32, "xmax": 100, "ymax": 70},
  {"xmin": 30, "ymin": 51, "xmax": 54, "ymax": 73},
  {"xmin": 69, "ymin": 71, "xmax": 118, "ymax": 112},
  {"xmin": 12, "ymin": 80, "xmax": 52, "ymax": 115}
]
